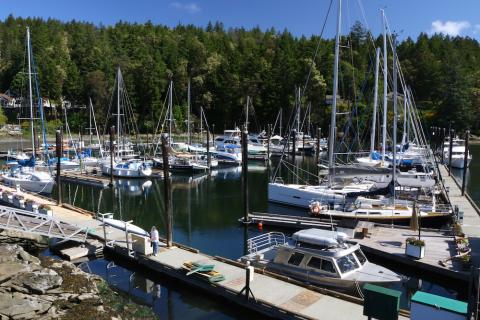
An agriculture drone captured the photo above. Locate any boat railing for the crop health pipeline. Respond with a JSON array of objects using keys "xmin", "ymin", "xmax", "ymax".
[{"xmin": 247, "ymin": 232, "xmax": 286, "ymax": 254}]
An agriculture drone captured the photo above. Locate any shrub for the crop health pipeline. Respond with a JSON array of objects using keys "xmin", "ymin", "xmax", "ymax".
[{"xmin": 406, "ymin": 237, "xmax": 425, "ymax": 247}]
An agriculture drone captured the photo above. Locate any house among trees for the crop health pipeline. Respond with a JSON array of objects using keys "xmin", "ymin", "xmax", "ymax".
[{"xmin": 0, "ymin": 93, "xmax": 21, "ymax": 109}]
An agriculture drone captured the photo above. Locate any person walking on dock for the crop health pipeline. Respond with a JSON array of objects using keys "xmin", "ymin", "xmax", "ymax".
[{"xmin": 150, "ymin": 226, "xmax": 159, "ymax": 256}]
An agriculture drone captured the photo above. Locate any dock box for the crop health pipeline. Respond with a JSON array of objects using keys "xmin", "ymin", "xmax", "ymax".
[
  {"xmin": 132, "ymin": 234, "xmax": 153, "ymax": 255},
  {"xmin": 363, "ymin": 284, "xmax": 401, "ymax": 320},
  {"xmin": 410, "ymin": 291, "xmax": 467, "ymax": 320}
]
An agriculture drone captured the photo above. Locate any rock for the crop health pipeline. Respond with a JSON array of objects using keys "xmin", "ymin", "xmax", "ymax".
[
  {"xmin": 11, "ymin": 268, "xmax": 63, "ymax": 294},
  {"xmin": 12, "ymin": 310, "xmax": 37, "ymax": 320},
  {"xmin": 0, "ymin": 293, "xmax": 43, "ymax": 318},
  {"xmin": 77, "ymin": 293, "xmax": 95, "ymax": 301},
  {"xmin": 96, "ymin": 305, "xmax": 105, "ymax": 313},
  {"xmin": 10, "ymin": 284, "xmax": 30, "ymax": 294},
  {"xmin": 18, "ymin": 250, "xmax": 40, "ymax": 265},
  {"xmin": 0, "ymin": 262, "xmax": 31, "ymax": 283}
]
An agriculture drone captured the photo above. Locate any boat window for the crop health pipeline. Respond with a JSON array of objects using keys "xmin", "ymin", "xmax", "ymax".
[
  {"xmin": 287, "ymin": 253, "xmax": 304, "ymax": 266},
  {"xmin": 354, "ymin": 249, "xmax": 367, "ymax": 265},
  {"xmin": 336, "ymin": 253, "xmax": 359, "ymax": 274},
  {"xmin": 307, "ymin": 257, "xmax": 322, "ymax": 269},
  {"xmin": 321, "ymin": 260, "xmax": 336, "ymax": 274}
]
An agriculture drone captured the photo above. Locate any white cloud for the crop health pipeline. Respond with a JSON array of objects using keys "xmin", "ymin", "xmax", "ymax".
[
  {"xmin": 170, "ymin": 2, "xmax": 200, "ymax": 14},
  {"xmin": 429, "ymin": 20, "xmax": 470, "ymax": 36},
  {"xmin": 474, "ymin": 24, "xmax": 480, "ymax": 34}
]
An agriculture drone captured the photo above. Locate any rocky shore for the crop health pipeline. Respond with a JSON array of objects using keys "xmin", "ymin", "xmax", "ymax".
[{"xmin": 0, "ymin": 242, "xmax": 156, "ymax": 319}]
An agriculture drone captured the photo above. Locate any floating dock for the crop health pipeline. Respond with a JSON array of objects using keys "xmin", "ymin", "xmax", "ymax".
[{"xmin": 0, "ymin": 184, "xmax": 409, "ymax": 319}]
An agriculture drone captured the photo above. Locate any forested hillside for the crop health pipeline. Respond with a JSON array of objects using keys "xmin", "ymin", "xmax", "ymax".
[{"xmin": 0, "ymin": 15, "xmax": 478, "ymax": 135}]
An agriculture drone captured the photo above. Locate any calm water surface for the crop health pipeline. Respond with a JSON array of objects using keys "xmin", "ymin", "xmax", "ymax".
[{"xmin": 43, "ymin": 154, "xmax": 470, "ymax": 319}]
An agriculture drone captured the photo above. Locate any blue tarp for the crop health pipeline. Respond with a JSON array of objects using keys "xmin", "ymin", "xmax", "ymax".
[{"xmin": 17, "ymin": 156, "xmax": 35, "ymax": 167}]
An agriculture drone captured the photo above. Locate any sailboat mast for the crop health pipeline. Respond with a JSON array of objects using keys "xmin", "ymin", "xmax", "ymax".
[
  {"xmin": 169, "ymin": 80, "xmax": 173, "ymax": 146},
  {"xmin": 297, "ymin": 87, "xmax": 301, "ymax": 133},
  {"xmin": 116, "ymin": 68, "xmax": 121, "ymax": 158},
  {"xmin": 392, "ymin": 40, "xmax": 398, "ymax": 204},
  {"xmin": 403, "ymin": 87, "xmax": 408, "ymax": 145},
  {"xmin": 381, "ymin": 10, "xmax": 388, "ymax": 163},
  {"xmin": 280, "ymin": 108, "xmax": 283, "ymax": 136},
  {"xmin": 370, "ymin": 47, "xmax": 380, "ymax": 158},
  {"xmin": 89, "ymin": 97, "xmax": 93, "ymax": 145},
  {"xmin": 328, "ymin": 0, "xmax": 342, "ymax": 180},
  {"xmin": 26, "ymin": 27, "xmax": 35, "ymax": 154},
  {"xmin": 187, "ymin": 79, "xmax": 191, "ymax": 145}
]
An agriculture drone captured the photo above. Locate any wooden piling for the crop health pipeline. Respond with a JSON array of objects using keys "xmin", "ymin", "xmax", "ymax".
[
  {"xmin": 441, "ymin": 128, "xmax": 446, "ymax": 163},
  {"xmin": 291, "ymin": 129, "xmax": 296, "ymax": 160},
  {"xmin": 56, "ymin": 129, "xmax": 62, "ymax": 206},
  {"xmin": 161, "ymin": 134, "xmax": 173, "ymax": 247},
  {"xmin": 462, "ymin": 130, "xmax": 470, "ymax": 195},
  {"xmin": 241, "ymin": 130, "xmax": 250, "ymax": 223},
  {"xmin": 316, "ymin": 127, "xmax": 321, "ymax": 178}
]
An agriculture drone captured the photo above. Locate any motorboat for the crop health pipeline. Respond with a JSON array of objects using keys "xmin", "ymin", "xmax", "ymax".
[
  {"xmin": 240, "ymin": 229, "xmax": 401, "ymax": 290},
  {"xmin": 214, "ymin": 144, "xmax": 242, "ymax": 165},
  {"xmin": 443, "ymin": 138, "xmax": 471, "ymax": 169},
  {"xmin": 101, "ymin": 159, "xmax": 152, "ymax": 178}
]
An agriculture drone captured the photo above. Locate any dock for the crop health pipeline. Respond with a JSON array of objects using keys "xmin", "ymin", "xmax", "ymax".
[
  {"xmin": 0, "ymin": 184, "xmax": 408, "ymax": 319},
  {"xmin": 60, "ymin": 171, "xmax": 110, "ymax": 188}
]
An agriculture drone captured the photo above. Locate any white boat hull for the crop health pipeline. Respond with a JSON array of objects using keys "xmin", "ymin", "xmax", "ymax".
[{"xmin": 2, "ymin": 174, "xmax": 54, "ymax": 194}]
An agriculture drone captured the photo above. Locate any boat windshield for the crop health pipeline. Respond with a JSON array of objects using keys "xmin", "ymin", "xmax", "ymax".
[
  {"xmin": 336, "ymin": 253, "xmax": 359, "ymax": 274},
  {"xmin": 354, "ymin": 249, "xmax": 367, "ymax": 265}
]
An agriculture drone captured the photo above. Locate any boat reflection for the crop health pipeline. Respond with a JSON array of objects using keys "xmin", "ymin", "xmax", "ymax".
[{"xmin": 115, "ymin": 179, "xmax": 153, "ymax": 196}]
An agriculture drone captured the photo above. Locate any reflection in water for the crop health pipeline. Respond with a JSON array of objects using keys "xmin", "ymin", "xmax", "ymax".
[{"xmin": 52, "ymin": 156, "xmax": 467, "ymax": 315}]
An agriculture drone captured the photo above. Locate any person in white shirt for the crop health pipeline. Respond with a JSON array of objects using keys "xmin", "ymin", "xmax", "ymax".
[{"xmin": 150, "ymin": 226, "xmax": 159, "ymax": 256}]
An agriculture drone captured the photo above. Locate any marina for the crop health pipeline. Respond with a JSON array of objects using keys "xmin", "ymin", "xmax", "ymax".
[{"xmin": 0, "ymin": 1, "xmax": 479, "ymax": 319}]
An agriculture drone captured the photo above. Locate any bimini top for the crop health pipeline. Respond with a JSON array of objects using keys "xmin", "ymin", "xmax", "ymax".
[{"xmin": 292, "ymin": 229, "xmax": 349, "ymax": 247}]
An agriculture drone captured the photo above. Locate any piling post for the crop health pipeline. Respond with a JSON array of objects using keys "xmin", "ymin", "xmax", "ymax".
[
  {"xmin": 302, "ymin": 130, "xmax": 305, "ymax": 156},
  {"xmin": 161, "ymin": 134, "xmax": 173, "ymax": 247},
  {"xmin": 441, "ymin": 128, "xmax": 446, "ymax": 163},
  {"xmin": 55, "ymin": 129, "xmax": 62, "ymax": 205},
  {"xmin": 448, "ymin": 129, "xmax": 454, "ymax": 175},
  {"xmin": 462, "ymin": 130, "xmax": 470, "ymax": 195},
  {"xmin": 206, "ymin": 128, "xmax": 211, "ymax": 169},
  {"xmin": 109, "ymin": 126, "xmax": 115, "ymax": 186},
  {"xmin": 241, "ymin": 129, "xmax": 250, "ymax": 223}
]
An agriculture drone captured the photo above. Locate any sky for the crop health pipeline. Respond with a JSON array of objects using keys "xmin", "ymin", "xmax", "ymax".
[{"xmin": 1, "ymin": 0, "xmax": 480, "ymax": 40}]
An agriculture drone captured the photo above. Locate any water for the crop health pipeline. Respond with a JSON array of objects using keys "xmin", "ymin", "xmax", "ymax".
[{"xmin": 46, "ymin": 156, "xmax": 468, "ymax": 317}]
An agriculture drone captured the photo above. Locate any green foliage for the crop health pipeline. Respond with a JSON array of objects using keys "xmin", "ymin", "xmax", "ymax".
[
  {"xmin": 406, "ymin": 237, "xmax": 425, "ymax": 247},
  {"xmin": 0, "ymin": 16, "xmax": 478, "ymax": 134},
  {"xmin": 0, "ymin": 107, "xmax": 7, "ymax": 125},
  {"xmin": 46, "ymin": 119, "xmax": 62, "ymax": 135}
]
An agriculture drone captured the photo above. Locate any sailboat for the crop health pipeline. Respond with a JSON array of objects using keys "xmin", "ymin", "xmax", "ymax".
[
  {"xmin": 100, "ymin": 68, "xmax": 152, "ymax": 178},
  {"xmin": 73, "ymin": 98, "xmax": 103, "ymax": 167},
  {"xmin": 268, "ymin": 0, "xmax": 376, "ymax": 208},
  {"xmin": 2, "ymin": 27, "xmax": 54, "ymax": 194}
]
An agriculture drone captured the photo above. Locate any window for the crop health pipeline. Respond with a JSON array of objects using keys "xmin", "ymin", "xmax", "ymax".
[
  {"xmin": 307, "ymin": 257, "xmax": 322, "ymax": 269},
  {"xmin": 336, "ymin": 254, "xmax": 360, "ymax": 274},
  {"xmin": 321, "ymin": 260, "xmax": 336, "ymax": 273},
  {"xmin": 354, "ymin": 249, "xmax": 367, "ymax": 265},
  {"xmin": 287, "ymin": 253, "xmax": 304, "ymax": 266}
]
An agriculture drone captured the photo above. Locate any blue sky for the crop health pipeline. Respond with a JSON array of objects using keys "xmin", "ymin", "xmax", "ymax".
[{"xmin": 1, "ymin": 0, "xmax": 480, "ymax": 40}]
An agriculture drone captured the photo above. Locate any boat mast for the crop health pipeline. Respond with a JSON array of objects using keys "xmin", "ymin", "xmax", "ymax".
[
  {"xmin": 381, "ymin": 10, "xmax": 388, "ymax": 164},
  {"xmin": 370, "ymin": 47, "xmax": 380, "ymax": 158},
  {"xmin": 328, "ymin": 0, "xmax": 342, "ymax": 186},
  {"xmin": 392, "ymin": 39, "xmax": 398, "ymax": 204},
  {"xmin": 187, "ymin": 78, "xmax": 191, "ymax": 145},
  {"xmin": 297, "ymin": 87, "xmax": 301, "ymax": 133},
  {"xmin": 26, "ymin": 27, "xmax": 35, "ymax": 155},
  {"xmin": 116, "ymin": 68, "xmax": 121, "ymax": 158},
  {"xmin": 402, "ymin": 87, "xmax": 408, "ymax": 145},
  {"xmin": 280, "ymin": 108, "xmax": 283, "ymax": 136},
  {"xmin": 89, "ymin": 97, "xmax": 93, "ymax": 146},
  {"xmin": 169, "ymin": 80, "xmax": 173, "ymax": 146}
]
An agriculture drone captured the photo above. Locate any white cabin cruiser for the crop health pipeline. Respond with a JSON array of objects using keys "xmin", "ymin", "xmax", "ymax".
[
  {"xmin": 443, "ymin": 139, "xmax": 471, "ymax": 169},
  {"xmin": 240, "ymin": 229, "xmax": 400, "ymax": 290},
  {"xmin": 101, "ymin": 159, "xmax": 152, "ymax": 178}
]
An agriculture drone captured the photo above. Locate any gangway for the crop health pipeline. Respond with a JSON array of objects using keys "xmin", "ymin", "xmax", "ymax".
[{"xmin": 0, "ymin": 205, "xmax": 89, "ymax": 243}]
